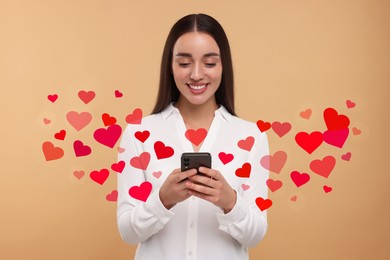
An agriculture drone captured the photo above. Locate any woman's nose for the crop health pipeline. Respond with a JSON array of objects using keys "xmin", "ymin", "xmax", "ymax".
[{"xmin": 190, "ymin": 62, "xmax": 204, "ymax": 80}]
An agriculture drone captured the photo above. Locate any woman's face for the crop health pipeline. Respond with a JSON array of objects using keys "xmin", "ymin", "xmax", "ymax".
[{"xmin": 172, "ymin": 31, "xmax": 222, "ymax": 107}]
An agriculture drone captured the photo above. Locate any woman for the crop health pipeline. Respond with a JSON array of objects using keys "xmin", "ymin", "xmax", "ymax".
[{"xmin": 117, "ymin": 13, "xmax": 269, "ymax": 260}]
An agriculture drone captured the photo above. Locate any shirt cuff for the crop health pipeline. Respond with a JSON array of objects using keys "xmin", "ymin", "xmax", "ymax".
[
  {"xmin": 144, "ymin": 188, "xmax": 175, "ymax": 224},
  {"xmin": 216, "ymin": 194, "xmax": 247, "ymax": 225}
]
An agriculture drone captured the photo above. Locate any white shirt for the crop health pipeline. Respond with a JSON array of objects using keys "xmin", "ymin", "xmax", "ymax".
[{"xmin": 117, "ymin": 103, "xmax": 269, "ymax": 260}]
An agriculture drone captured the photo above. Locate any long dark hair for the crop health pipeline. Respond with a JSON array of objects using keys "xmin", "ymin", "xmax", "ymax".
[{"xmin": 151, "ymin": 13, "xmax": 236, "ymax": 116}]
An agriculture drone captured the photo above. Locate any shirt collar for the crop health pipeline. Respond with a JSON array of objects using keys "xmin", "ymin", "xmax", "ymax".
[{"xmin": 161, "ymin": 102, "xmax": 232, "ymax": 122}]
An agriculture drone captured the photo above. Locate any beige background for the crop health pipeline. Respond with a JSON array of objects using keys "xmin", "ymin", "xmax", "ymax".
[{"xmin": 1, "ymin": 0, "xmax": 389, "ymax": 259}]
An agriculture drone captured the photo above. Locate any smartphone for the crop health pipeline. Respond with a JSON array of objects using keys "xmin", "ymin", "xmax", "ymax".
[{"xmin": 181, "ymin": 152, "xmax": 212, "ymax": 172}]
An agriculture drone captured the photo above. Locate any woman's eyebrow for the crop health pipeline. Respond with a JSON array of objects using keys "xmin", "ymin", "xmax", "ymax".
[{"xmin": 175, "ymin": 52, "xmax": 220, "ymax": 57}]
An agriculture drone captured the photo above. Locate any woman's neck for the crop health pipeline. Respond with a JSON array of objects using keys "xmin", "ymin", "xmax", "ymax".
[{"xmin": 175, "ymin": 98, "xmax": 218, "ymax": 130}]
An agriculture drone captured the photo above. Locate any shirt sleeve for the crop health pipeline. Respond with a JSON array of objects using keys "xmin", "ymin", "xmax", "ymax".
[
  {"xmin": 116, "ymin": 124, "xmax": 175, "ymax": 244},
  {"xmin": 216, "ymin": 131, "xmax": 269, "ymax": 247}
]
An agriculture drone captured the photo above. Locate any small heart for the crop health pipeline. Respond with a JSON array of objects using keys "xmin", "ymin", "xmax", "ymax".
[
  {"xmin": 126, "ymin": 108, "xmax": 142, "ymax": 124},
  {"xmin": 78, "ymin": 90, "xmax": 95, "ymax": 104},
  {"xmin": 42, "ymin": 141, "xmax": 64, "ymax": 161},
  {"xmin": 290, "ymin": 171, "xmax": 310, "ymax": 187},
  {"xmin": 47, "ymin": 94, "xmax": 58, "ymax": 103},
  {"xmin": 235, "ymin": 163, "xmax": 251, "ymax": 178},
  {"xmin": 323, "ymin": 128, "xmax": 349, "ymax": 148},
  {"xmin": 153, "ymin": 171, "xmax": 162, "ymax": 179},
  {"xmin": 102, "ymin": 113, "xmax": 117, "ymax": 126},
  {"xmin": 129, "ymin": 181, "xmax": 152, "ymax": 202},
  {"xmin": 93, "ymin": 124, "xmax": 122, "ymax": 148},
  {"xmin": 111, "ymin": 161, "xmax": 125, "ymax": 173},
  {"xmin": 266, "ymin": 179, "xmax": 283, "ymax": 192},
  {"xmin": 237, "ymin": 136, "xmax": 254, "ymax": 151},
  {"xmin": 290, "ymin": 195, "xmax": 298, "ymax": 202},
  {"xmin": 300, "ymin": 109, "xmax": 312, "ymax": 119},
  {"xmin": 43, "ymin": 118, "xmax": 51, "ymax": 125},
  {"xmin": 130, "ymin": 152, "xmax": 151, "ymax": 170},
  {"xmin": 255, "ymin": 197, "xmax": 272, "ymax": 211},
  {"xmin": 271, "ymin": 121, "xmax": 292, "ymax": 138},
  {"xmin": 241, "ymin": 184, "xmax": 250, "ymax": 191},
  {"xmin": 185, "ymin": 128, "xmax": 207, "ymax": 146},
  {"xmin": 73, "ymin": 170, "xmax": 85, "ymax": 180},
  {"xmin": 218, "ymin": 152, "xmax": 234, "ymax": 165},
  {"xmin": 54, "ymin": 130, "xmax": 66, "ymax": 140},
  {"xmin": 135, "ymin": 130, "xmax": 150, "ymax": 143},
  {"xmin": 346, "ymin": 100, "xmax": 356, "ymax": 109},
  {"xmin": 310, "ymin": 156, "xmax": 336, "ymax": 178},
  {"xmin": 154, "ymin": 141, "xmax": 174, "ymax": 160},
  {"xmin": 341, "ymin": 152, "xmax": 351, "ymax": 161},
  {"xmin": 323, "ymin": 108, "xmax": 350, "ymax": 131},
  {"xmin": 352, "ymin": 127, "xmax": 361, "ymax": 135},
  {"xmin": 323, "ymin": 185, "xmax": 333, "ymax": 193},
  {"xmin": 295, "ymin": 131, "xmax": 323, "ymax": 154},
  {"xmin": 117, "ymin": 147, "xmax": 125, "ymax": 153},
  {"xmin": 256, "ymin": 120, "xmax": 271, "ymax": 132},
  {"xmin": 73, "ymin": 140, "xmax": 92, "ymax": 157},
  {"xmin": 260, "ymin": 150, "xmax": 287, "ymax": 174},
  {"xmin": 66, "ymin": 111, "xmax": 92, "ymax": 131},
  {"xmin": 115, "ymin": 90, "xmax": 123, "ymax": 98},
  {"xmin": 90, "ymin": 168, "xmax": 110, "ymax": 185},
  {"xmin": 106, "ymin": 190, "xmax": 118, "ymax": 202}
]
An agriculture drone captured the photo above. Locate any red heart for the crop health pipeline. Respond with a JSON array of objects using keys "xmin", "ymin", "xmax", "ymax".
[
  {"xmin": 154, "ymin": 141, "xmax": 174, "ymax": 159},
  {"xmin": 323, "ymin": 128, "xmax": 349, "ymax": 148},
  {"xmin": 47, "ymin": 94, "xmax": 58, "ymax": 103},
  {"xmin": 323, "ymin": 185, "xmax": 333, "ymax": 193},
  {"xmin": 266, "ymin": 179, "xmax": 283, "ymax": 192},
  {"xmin": 102, "ymin": 113, "xmax": 117, "ymax": 126},
  {"xmin": 341, "ymin": 152, "xmax": 351, "ymax": 161},
  {"xmin": 106, "ymin": 190, "xmax": 118, "ymax": 202},
  {"xmin": 73, "ymin": 140, "xmax": 92, "ymax": 157},
  {"xmin": 346, "ymin": 100, "xmax": 356, "ymax": 109},
  {"xmin": 255, "ymin": 197, "xmax": 272, "ymax": 211},
  {"xmin": 235, "ymin": 163, "xmax": 251, "ymax": 178},
  {"xmin": 323, "ymin": 108, "xmax": 350, "ymax": 130},
  {"xmin": 111, "ymin": 161, "xmax": 125, "ymax": 173},
  {"xmin": 78, "ymin": 90, "xmax": 95, "ymax": 104},
  {"xmin": 299, "ymin": 109, "xmax": 312, "ymax": 119},
  {"xmin": 135, "ymin": 130, "xmax": 150, "ymax": 143},
  {"xmin": 54, "ymin": 130, "xmax": 66, "ymax": 140},
  {"xmin": 115, "ymin": 90, "xmax": 123, "ymax": 98},
  {"xmin": 260, "ymin": 150, "xmax": 287, "ymax": 174},
  {"xmin": 73, "ymin": 170, "xmax": 85, "ymax": 180},
  {"xmin": 185, "ymin": 128, "xmax": 207, "ymax": 146},
  {"xmin": 295, "ymin": 131, "xmax": 323, "ymax": 154},
  {"xmin": 290, "ymin": 171, "xmax": 310, "ymax": 187},
  {"xmin": 256, "ymin": 120, "xmax": 271, "ymax": 132},
  {"xmin": 218, "ymin": 152, "xmax": 234, "ymax": 165},
  {"xmin": 93, "ymin": 124, "xmax": 122, "ymax": 148},
  {"xmin": 130, "ymin": 152, "xmax": 151, "ymax": 170},
  {"xmin": 90, "ymin": 168, "xmax": 110, "ymax": 185},
  {"xmin": 271, "ymin": 121, "xmax": 292, "ymax": 138},
  {"xmin": 129, "ymin": 181, "xmax": 152, "ymax": 202},
  {"xmin": 66, "ymin": 111, "xmax": 92, "ymax": 131},
  {"xmin": 42, "ymin": 141, "xmax": 64, "ymax": 161},
  {"xmin": 126, "ymin": 108, "xmax": 142, "ymax": 124},
  {"xmin": 237, "ymin": 136, "xmax": 254, "ymax": 151},
  {"xmin": 310, "ymin": 156, "xmax": 336, "ymax": 178}
]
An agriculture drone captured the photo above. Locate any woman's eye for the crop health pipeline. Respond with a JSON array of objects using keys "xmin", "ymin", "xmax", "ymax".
[
  {"xmin": 205, "ymin": 63, "xmax": 216, "ymax": 67},
  {"xmin": 179, "ymin": 63, "xmax": 190, "ymax": 67}
]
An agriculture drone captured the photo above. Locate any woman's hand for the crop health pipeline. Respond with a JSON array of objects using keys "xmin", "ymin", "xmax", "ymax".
[
  {"xmin": 186, "ymin": 167, "xmax": 237, "ymax": 214},
  {"xmin": 159, "ymin": 168, "xmax": 197, "ymax": 210}
]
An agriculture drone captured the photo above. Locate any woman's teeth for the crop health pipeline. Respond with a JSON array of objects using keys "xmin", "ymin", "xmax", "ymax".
[{"xmin": 188, "ymin": 84, "xmax": 207, "ymax": 90}]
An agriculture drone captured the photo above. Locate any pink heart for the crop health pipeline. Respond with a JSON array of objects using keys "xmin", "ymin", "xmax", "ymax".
[
  {"xmin": 153, "ymin": 171, "xmax": 162, "ymax": 179},
  {"xmin": 93, "ymin": 124, "xmax": 122, "ymax": 148},
  {"xmin": 271, "ymin": 122, "xmax": 292, "ymax": 138},
  {"xmin": 341, "ymin": 152, "xmax": 351, "ymax": 161},
  {"xmin": 323, "ymin": 185, "xmax": 333, "ymax": 193},
  {"xmin": 78, "ymin": 90, "xmax": 95, "ymax": 104},
  {"xmin": 43, "ymin": 118, "xmax": 51, "ymax": 125},
  {"xmin": 290, "ymin": 195, "xmax": 298, "ymax": 202},
  {"xmin": 323, "ymin": 128, "xmax": 349, "ymax": 148},
  {"xmin": 130, "ymin": 152, "xmax": 151, "ymax": 170},
  {"xmin": 66, "ymin": 111, "xmax": 92, "ymax": 131},
  {"xmin": 73, "ymin": 170, "xmax": 85, "ymax": 180},
  {"xmin": 260, "ymin": 150, "xmax": 287, "ymax": 174},
  {"xmin": 73, "ymin": 140, "xmax": 92, "ymax": 157},
  {"xmin": 129, "ymin": 181, "xmax": 152, "ymax": 202},
  {"xmin": 241, "ymin": 184, "xmax": 250, "ymax": 191},
  {"xmin": 266, "ymin": 179, "xmax": 283, "ymax": 192},
  {"xmin": 218, "ymin": 152, "xmax": 234, "ymax": 165},
  {"xmin": 90, "ymin": 168, "xmax": 110, "ymax": 185},
  {"xmin": 346, "ymin": 99, "xmax": 356, "ymax": 108},
  {"xmin": 299, "ymin": 109, "xmax": 312, "ymax": 119},
  {"xmin": 352, "ymin": 127, "xmax": 361, "ymax": 135},
  {"xmin": 111, "ymin": 161, "xmax": 125, "ymax": 173},
  {"xmin": 126, "ymin": 108, "xmax": 142, "ymax": 124},
  {"xmin": 117, "ymin": 147, "xmax": 125, "ymax": 153},
  {"xmin": 237, "ymin": 136, "xmax": 254, "ymax": 151},
  {"xmin": 309, "ymin": 156, "xmax": 336, "ymax": 178},
  {"xmin": 106, "ymin": 190, "xmax": 118, "ymax": 202},
  {"xmin": 290, "ymin": 171, "xmax": 310, "ymax": 187}
]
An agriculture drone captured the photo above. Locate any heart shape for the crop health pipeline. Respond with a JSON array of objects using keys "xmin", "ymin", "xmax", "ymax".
[
  {"xmin": 42, "ymin": 141, "xmax": 64, "ymax": 161},
  {"xmin": 346, "ymin": 100, "xmax": 356, "ymax": 108},
  {"xmin": 260, "ymin": 150, "xmax": 287, "ymax": 174},
  {"xmin": 115, "ymin": 90, "xmax": 123, "ymax": 98},
  {"xmin": 323, "ymin": 128, "xmax": 349, "ymax": 148},
  {"xmin": 126, "ymin": 108, "xmax": 142, "ymax": 124},
  {"xmin": 185, "ymin": 128, "xmax": 207, "ymax": 146},
  {"xmin": 323, "ymin": 185, "xmax": 333, "ymax": 193},
  {"xmin": 266, "ymin": 179, "xmax": 283, "ymax": 192},
  {"xmin": 256, "ymin": 120, "xmax": 271, "ymax": 132},
  {"xmin": 300, "ymin": 109, "xmax": 312, "ymax": 119},
  {"xmin": 90, "ymin": 168, "xmax": 110, "ymax": 185},
  {"xmin": 106, "ymin": 190, "xmax": 118, "ymax": 202},
  {"xmin": 323, "ymin": 108, "xmax": 350, "ymax": 130},
  {"xmin": 66, "ymin": 111, "xmax": 92, "ymax": 131},
  {"xmin": 218, "ymin": 152, "xmax": 234, "ymax": 165},
  {"xmin": 102, "ymin": 113, "xmax": 117, "ymax": 126},
  {"xmin": 47, "ymin": 94, "xmax": 58, "ymax": 103},
  {"xmin": 135, "ymin": 130, "xmax": 150, "ymax": 143},
  {"xmin": 235, "ymin": 163, "xmax": 251, "ymax": 178},
  {"xmin": 290, "ymin": 171, "xmax": 310, "ymax": 187},
  {"xmin": 271, "ymin": 121, "xmax": 292, "ymax": 138},
  {"xmin": 241, "ymin": 184, "xmax": 250, "ymax": 191},
  {"xmin": 341, "ymin": 152, "xmax": 351, "ymax": 161},
  {"xmin": 153, "ymin": 171, "xmax": 162, "ymax": 179},
  {"xmin": 129, "ymin": 181, "xmax": 152, "ymax": 202},
  {"xmin": 154, "ymin": 141, "xmax": 174, "ymax": 159},
  {"xmin": 130, "ymin": 152, "xmax": 151, "ymax": 170},
  {"xmin": 352, "ymin": 127, "xmax": 361, "ymax": 135},
  {"xmin": 237, "ymin": 136, "xmax": 254, "ymax": 151},
  {"xmin": 290, "ymin": 195, "xmax": 298, "ymax": 202},
  {"xmin": 73, "ymin": 140, "xmax": 92, "ymax": 157},
  {"xmin": 43, "ymin": 118, "xmax": 51, "ymax": 125},
  {"xmin": 255, "ymin": 197, "xmax": 272, "ymax": 211},
  {"xmin": 54, "ymin": 130, "xmax": 66, "ymax": 140},
  {"xmin": 111, "ymin": 161, "xmax": 125, "ymax": 173},
  {"xmin": 309, "ymin": 156, "xmax": 336, "ymax": 178},
  {"xmin": 73, "ymin": 170, "xmax": 85, "ymax": 180},
  {"xmin": 295, "ymin": 131, "xmax": 323, "ymax": 154},
  {"xmin": 78, "ymin": 90, "xmax": 95, "ymax": 104},
  {"xmin": 93, "ymin": 124, "xmax": 122, "ymax": 148},
  {"xmin": 117, "ymin": 147, "xmax": 125, "ymax": 153}
]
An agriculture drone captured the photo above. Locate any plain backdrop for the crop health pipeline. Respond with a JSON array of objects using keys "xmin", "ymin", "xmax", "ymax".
[{"xmin": 1, "ymin": 0, "xmax": 389, "ymax": 259}]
